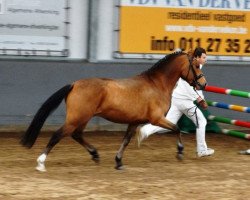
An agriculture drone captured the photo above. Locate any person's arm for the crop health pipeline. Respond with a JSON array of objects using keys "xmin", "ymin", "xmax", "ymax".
[{"xmin": 182, "ymin": 80, "xmax": 203, "ymax": 100}]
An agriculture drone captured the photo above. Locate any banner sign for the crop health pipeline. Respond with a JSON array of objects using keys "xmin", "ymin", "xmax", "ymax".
[
  {"xmin": 0, "ymin": 0, "xmax": 68, "ymax": 57},
  {"xmin": 119, "ymin": 0, "xmax": 250, "ymax": 56}
]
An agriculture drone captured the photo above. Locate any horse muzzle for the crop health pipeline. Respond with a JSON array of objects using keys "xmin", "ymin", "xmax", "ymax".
[
  {"xmin": 192, "ymin": 73, "xmax": 207, "ymax": 90},
  {"xmin": 195, "ymin": 81, "xmax": 207, "ymax": 90}
]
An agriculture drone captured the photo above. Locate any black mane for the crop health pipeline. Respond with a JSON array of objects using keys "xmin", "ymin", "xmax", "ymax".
[{"xmin": 142, "ymin": 51, "xmax": 186, "ymax": 75}]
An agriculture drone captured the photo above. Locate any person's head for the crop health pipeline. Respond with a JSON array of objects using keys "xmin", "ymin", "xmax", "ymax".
[{"xmin": 193, "ymin": 47, "xmax": 207, "ymax": 67}]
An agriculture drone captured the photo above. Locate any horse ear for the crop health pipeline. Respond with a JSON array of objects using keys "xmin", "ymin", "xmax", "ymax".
[
  {"xmin": 187, "ymin": 48, "xmax": 193, "ymax": 57},
  {"xmin": 187, "ymin": 48, "xmax": 195, "ymax": 61}
]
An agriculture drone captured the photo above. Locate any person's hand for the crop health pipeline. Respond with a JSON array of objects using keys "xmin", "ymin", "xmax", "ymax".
[
  {"xmin": 197, "ymin": 97, "xmax": 208, "ymax": 109},
  {"xmin": 198, "ymin": 100, "xmax": 208, "ymax": 109}
]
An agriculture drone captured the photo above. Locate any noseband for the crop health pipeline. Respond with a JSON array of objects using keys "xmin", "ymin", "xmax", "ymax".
[{"xmin": 184, "ymin": 55, "xmax": 206, "ymax": 90}]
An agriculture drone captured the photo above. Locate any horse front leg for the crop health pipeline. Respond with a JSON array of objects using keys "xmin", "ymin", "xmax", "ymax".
[
  {"xmin": 115, "ymin": 124, "xmax": 138, "ymax": 170},
  {"xmin": 176, "ymin": 135, "xmax": 184, "ymax": 160},
  {"xmin": 71, "ymin": 129, "xmax": 100, "ymax": 163},
  {"xmin": 154, "ymin": 117, "xmax": 184, "ymax": 160}
]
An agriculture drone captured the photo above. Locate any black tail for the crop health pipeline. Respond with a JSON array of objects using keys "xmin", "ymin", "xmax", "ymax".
[{"xmin": 21, "ymin": 84, "xmax": 73, "ymax": 148}]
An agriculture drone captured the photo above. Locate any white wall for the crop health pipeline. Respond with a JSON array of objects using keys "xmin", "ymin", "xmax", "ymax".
[
  {"xmin": 69, "ymin": 0, "xmax": 115, "ymax": 61},
  {"xmin": 96, "ymin": 0, "xmax": 114, "ymax": 61},
  {"xmin": 68, "ymin": 0, "xmax": 89, "ymax": 60}
]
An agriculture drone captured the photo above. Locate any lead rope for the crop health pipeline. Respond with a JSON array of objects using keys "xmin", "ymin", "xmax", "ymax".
[
  {"xmin": 186, "ymin": 87, "xmax": 204, "ymax": 128},
  {"xmin": 187, "ymin": 105, "xmax": 199, "ymax": 128}
]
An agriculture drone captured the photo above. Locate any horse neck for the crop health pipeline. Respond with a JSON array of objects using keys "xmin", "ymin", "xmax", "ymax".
[{"xmin": 147, "ymin": 60, "xmax": 184, "ymax": 93}]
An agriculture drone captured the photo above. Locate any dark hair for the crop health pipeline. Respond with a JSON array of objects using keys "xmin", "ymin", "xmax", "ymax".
[{"xmin": 193, "ymin": 47, "xmax": 206, "ymax": 58}]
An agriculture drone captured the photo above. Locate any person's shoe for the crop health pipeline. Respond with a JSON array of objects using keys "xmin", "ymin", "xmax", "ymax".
[
  {"xmin": 239, "ymin": 149, "xmax": 250, "ymax": 155},
  {"xmin": 197, "ymin": 148, "xmax": 214, "ymax": 157},
  {"xmin": 136, "ymin": 127, "xmax": 147, "ymax": 147}
]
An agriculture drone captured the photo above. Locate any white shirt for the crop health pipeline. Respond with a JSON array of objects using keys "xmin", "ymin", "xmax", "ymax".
[{"xmin": 172, "ymin": 78, "xmax": 204, "ymax": 101}]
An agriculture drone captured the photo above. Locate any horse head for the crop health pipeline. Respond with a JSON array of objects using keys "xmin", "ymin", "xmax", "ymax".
[{"xmin": 181, "ymin": 50, "xmax": 207, "ymax": 90}]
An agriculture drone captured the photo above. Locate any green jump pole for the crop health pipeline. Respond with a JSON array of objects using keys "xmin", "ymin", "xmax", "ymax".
[{"xmin": 221, "ymin": 129, "xmax": 250, "ymax": 140}]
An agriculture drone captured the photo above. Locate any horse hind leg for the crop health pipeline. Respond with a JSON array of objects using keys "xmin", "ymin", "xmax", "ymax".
[
  {"xmin": 115, "ymin": 124, "xmax": 138, "ymax": 170},
  {"xmin": 71, "ymin": 128, "xmax": 100, "ymax": 163},
  {"xmin": 36, "ymin": 127, "xmax": 64, "ymax": 172},
  {"xmin": 36, "ymin": 124, "xmax": 77, "ymax": 172}
]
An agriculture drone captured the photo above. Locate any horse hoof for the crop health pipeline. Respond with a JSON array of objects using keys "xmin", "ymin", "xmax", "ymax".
[
  {"xmin": 92, "ymin": 156, "xmax": 100, "ymax": 164},
  {"xmin": 115, "ymin": 165, "xmax": 124, "ymax": 170},
  {"xmin": 176, "ymin": 153, "xmax": 184, "ymax": 160},
  {"xmin": 36, "ymin": 164, "xmax": 47, "ymax": 172},
  {"xmin": 90, "ymin": 150, "xmax": 100, "ymax": 163}
]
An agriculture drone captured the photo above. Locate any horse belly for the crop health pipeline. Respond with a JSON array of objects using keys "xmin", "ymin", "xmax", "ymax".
[
  {"xmin": 100, "ymin": 114, "xmax": 147, "ymax": 124},
  {"xmin": 97, "ymin": 104, "xmax": 148, "ymax": 124}
]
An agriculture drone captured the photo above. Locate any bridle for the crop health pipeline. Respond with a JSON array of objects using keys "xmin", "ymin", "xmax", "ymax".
[{"xmin": 184, "ymin": 55, "xmax": 206, "ymax": 90}]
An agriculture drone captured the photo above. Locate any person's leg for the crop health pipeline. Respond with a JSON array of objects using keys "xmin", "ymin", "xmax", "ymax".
[
  {"xmin": 140, "ymin": 123, "xmax": 165, "ymax": 138},
  {"xmin": 182, "ymin": 104, "xmax": 214, "ymax": 156},
  {"xmin": 191, "ymin": 108, "xmax": 207, "ymax": 152}
]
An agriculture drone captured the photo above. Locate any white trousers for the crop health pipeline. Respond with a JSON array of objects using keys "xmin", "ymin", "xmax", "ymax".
[{"xmin": 141, "ymin": 97, "xmax": 208, "ymax": 152}]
